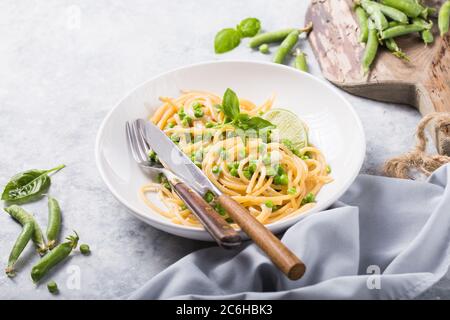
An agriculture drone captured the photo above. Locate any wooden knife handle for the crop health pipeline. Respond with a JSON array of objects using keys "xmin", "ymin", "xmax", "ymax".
[
  {"xmin": 217, "ymin": 194, "xmax": 306, "ymax": 280},
  {"xmin": 173, "ymin": 182, "xmax": 241, "ymax": 249}
]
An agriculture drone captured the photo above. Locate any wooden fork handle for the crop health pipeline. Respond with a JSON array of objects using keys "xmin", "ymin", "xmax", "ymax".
[
  {"xmin": 173, "ymin": 182, "xmax": 241, "ymax": 249},
  {"xmin": 217, "ymin": 194, "xmax": 306, "ymax": 280}
]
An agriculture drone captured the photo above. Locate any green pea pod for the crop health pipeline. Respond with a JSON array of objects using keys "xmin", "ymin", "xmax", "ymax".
[
  {"xmin": 362, "ymin": 22, "xmax": 379, "ymax": 74},
  {"xmin": 31, "ymin": 232, "xmax": 79, "ymax": 283},
  {"xmin": 5, "ymin": 221, "xmax": 34, "ymax": 277},
  {"xmin": 248, "ymin": 23, "xmax": 312, "ymax": 49},
  {"xmin": 381, "ymin": 24, "xmax": 425, "ymax": 39},
  {"xmin": 294, "ymin": 48, "xmax": 308, "ymax": 72},
  {"xmin": 384, "ymin": 38, "xmax": 409, "ymax": 61},
  {"xmin": 421, "ymin": 29, "xmax": 434, "ymax": 44},
  {"xmin": 46, "ymin": 197, "xmax": 62, "ymax": 250},
  {"xmin": 371, "ymin": 2, "xmax": 409, "ymax": 24},
  {"xmin": 439, "ymin": 1, "xmax": 450, "ymax": 36},
  {"xmin": 273, "ymin": 30, "xmax": 300, "ymax": 64},
  {"xmin": 4, "ymin": 205, "xmax": 47, "ymax": 255},
  {"xmin": 360, "ymin": 0, "xmax": 389, "ymax": 31},
  {"xmin": 355, "ymin": 6, "xmax": 369, "ymax": 43},
  {"xmin": 380, "ymin": 0, "xmax": 424, "ymax": 18}
]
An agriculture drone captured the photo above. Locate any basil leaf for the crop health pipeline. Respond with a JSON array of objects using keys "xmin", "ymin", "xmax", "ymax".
[
  {"xmin": 1, "ymin": 164, "xmax": 65, "ymax": 204},
  {"xmin": 244, "ymin": 117, "xmax": 274, "ymax": 130},
  {"xmin": 237, "ymin": 17, "xmax": 261, "ymax": 37},
  {"xmin": 222, "ymin": 88, "xmax": 241, "ymax": 120},
  {"xmin": 214, "ymin": 28, "xmax": 241, "ymax": 54}
]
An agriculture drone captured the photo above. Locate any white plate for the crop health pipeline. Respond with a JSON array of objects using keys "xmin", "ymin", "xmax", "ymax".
[{"xmin": 95, "ymin": 61, "xmax": 365, "ymax": 241}]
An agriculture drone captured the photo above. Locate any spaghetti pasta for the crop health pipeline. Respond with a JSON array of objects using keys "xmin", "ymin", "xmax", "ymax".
[{"xmin": 139, "ymin": 90, "xmax": 332, "ymax": 228}]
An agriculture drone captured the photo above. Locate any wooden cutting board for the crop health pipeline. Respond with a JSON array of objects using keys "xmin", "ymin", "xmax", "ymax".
[{"xmin": 306, "ymin": 0, "xmax": 450, "ymax": 155}]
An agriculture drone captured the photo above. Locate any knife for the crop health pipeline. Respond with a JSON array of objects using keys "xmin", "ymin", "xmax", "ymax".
[
  {"xmin": 141, "ymin": 119, "xmax": 306, "ymax": 280},
  {"xmin": 133, "ymin": 120, "xmax": 241, "ymax": 249}
]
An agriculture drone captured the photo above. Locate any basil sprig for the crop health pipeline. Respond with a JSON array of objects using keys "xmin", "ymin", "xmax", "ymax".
[
  {"xmin": 221, "ymin": 88, "xmax": 274, "ymax": 131},
  {"xmin": 214, "ymin": 17, "xmax": 261, "ymax": 54},
  {"xmin": 1, "ymin": 164, "xmax": 65, "ymax": 204},
  {"xmin": 237, "ymin": 18, "xmax": 261, "ymax": 37}
]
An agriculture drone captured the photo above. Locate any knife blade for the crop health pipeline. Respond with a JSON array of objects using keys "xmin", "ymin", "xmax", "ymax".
[{"xmin": 139, "ymin": 119, "xmax": 221, "ymax": 196}]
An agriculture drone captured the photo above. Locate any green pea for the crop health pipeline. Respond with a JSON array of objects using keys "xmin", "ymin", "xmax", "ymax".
[
  {"xmin": 301, "ymin": 192, "xmax": 315, "ymax": 205},
  {"xmin": 274, "ymin": 174, "xmax": 288, "ymax": 185},
  {"xmin": 80, "ymin": 244, "xmax": 90, "ymax": 255},
  {"xmin": 177, "ymin": 107, "xmax": 186, "ymax": 120},
  {"xmin": 170, "ymin": 134, "xmax": 180, "ymax": 143},
  {"xmin": 214, "ymin": 204, "xmax": 226, "ymax": 215},
  {"xmin": 230, "ymin": 168, "xmax": 239, "ymax": 177},
  {"xmin": 326, "ymin": 165, "xmax": 332, "ymax": 174},
  {"xmin": 355, "ymin": 5, "xmax": 369, "ymax": 43},
  {"xmin": 167, "ymin": 122, "xmax": 175, "ymax": 128},
  {"xmin": 248, "ymin": 162, "xmax": 257, "ymax": 174},
  {"xmin": 288, "ymin": 187, "xmax": 297, "ymax": 195},
  {"xmin": 47, "ymin": 197, "xmax": 62, "ymax": 250},
  {"xmin": 204, "ymin": 191, "xmax": 215, "ymax": 203},
  {"xmin": 182, "ymin": 116, "xmax": 193, "ymax": 127},
  {"xmin": 194, "ymin": 108, "xmax": 204, "ymax": 118},
  {"xmin": 439, "ymin": 1, "xmax": 450, "ymax": 36},
  {"xmin": 259, "ymin": 43, "xmax": 269, "ymax": 54},
  {"xmin": 264, "ymin": 200, "xmax": 274, "ymax": 208},
  {"xmin": 212, "ymin": 165, "xmax": 221, "ymax": 174},
  {"xmin": 243, "ymin": 170, "xmax": 252, "ymax": 179},
  {"xmin": 147, "ymin": 149, "xmax": 157, "ymax": 161},
  {"xmin": 273, "ymin": 30, "xmax": 300, "ymax": 64},
  {"xmin": 47, "ymin": 281, "xmax": 58, "ymax": 294}
]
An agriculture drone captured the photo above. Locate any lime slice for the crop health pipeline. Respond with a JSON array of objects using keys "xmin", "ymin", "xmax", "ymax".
[{"xmin": 262, "ymin": 108, "xmax": 308, "ymax": 149}]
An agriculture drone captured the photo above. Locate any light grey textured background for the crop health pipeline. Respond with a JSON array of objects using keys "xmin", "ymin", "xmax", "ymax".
[{"xmin": 0, "ymin": 0, "xmax": 447, "ymax": 299}]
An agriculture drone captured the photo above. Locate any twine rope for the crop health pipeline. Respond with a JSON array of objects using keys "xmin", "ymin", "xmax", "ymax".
[{"xmin": 383, "ymin": 112, "xmax": 450, "ymax": 179}]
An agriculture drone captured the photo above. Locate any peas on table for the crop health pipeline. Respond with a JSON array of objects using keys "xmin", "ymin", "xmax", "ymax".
[
  {"xmin": 47, "ymin": 281, "xmax": 58, "ymax": 294},
  {"xmin": 79, "ymin": 244, "xmax": 90, "ymax": 255},
  {"xmin": 258, "ymin": 43, "xmax": 269, "ymax": 54}
]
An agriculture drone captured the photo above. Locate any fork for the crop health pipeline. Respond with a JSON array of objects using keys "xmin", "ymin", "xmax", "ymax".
[{"xmin": 125, "ymin": 120, "xmax": 241, "ymax": 249}]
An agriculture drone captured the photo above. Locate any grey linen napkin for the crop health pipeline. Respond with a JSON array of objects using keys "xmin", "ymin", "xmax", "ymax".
[{"xmin": 128, "ymin": 164, "xmax": 450, "ymax": 299}]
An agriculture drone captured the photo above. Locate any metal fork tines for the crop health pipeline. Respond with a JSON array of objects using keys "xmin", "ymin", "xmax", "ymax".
[{"xmin": 125, "ymin": 119, "xmax": 242, "ymax": 249}]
